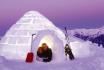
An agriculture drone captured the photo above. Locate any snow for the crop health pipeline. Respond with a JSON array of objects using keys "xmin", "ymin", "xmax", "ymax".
[
  {"xmin": 0, "ymin": 42, "xmax": 104, "ymax": 70},
  {"xmin": 38, "ymin": 35, "xmax": 54, "ymax": 49},
  {"xmin": 70, "ymin": 41, "xmax": 91, "ymax": 58},
  {"xmin": 1, "ymin": 32, "xmax": 104, "ymax": 70},
  {"xmin": 0, "ymin": 11, "xmax": 66, "ymax": 62},
  {"xmin": 0, "ymin": 11, "xmax": 104, "ymax": 69},
  {"xmin": 68, "ymin": 26, "xmax": 104, "ymax": 37},
  {"xmin": 32, "ymin": 30, "xmax": 66, "ymax": 62}
]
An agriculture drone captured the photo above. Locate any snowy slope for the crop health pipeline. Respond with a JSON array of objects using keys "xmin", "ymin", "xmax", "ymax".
[
  {"xmin": 66, "ymin": 27, "xmax": 104, "ymax": 47},
  {"xmin": 0, "ymin": 41, "xmax": 104, "ymax": 70},
  {"xmin": 67, "ymin": 26, "xmax": 104, "ymax": 37}
]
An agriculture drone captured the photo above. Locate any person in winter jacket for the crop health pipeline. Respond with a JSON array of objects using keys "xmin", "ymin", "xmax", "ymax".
[{"xmin": 37, "ymin": 43, "xmax": 52, "ymax": 62}]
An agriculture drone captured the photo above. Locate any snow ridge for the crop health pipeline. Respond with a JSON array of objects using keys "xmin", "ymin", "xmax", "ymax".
[
  {"xmin": 68, "ymin": 26, "xmax": 104, "ymax": 37},
  {"xmin": 66, "ymin": 26, "xmax": 104, "ymax": 48}
]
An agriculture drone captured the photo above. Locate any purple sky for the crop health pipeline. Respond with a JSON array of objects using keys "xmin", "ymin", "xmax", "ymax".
[{"xmin": 0, "ymin": 0, "xmax": 104, "ymax": 36}]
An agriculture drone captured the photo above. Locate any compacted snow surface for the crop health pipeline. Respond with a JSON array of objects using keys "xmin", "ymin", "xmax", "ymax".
[
  {"xmin": 0, "ymin": 42, "xmax": 104, "ymax": 70},
  {"xmin": 0, "ymin": 56, "xmax": 104, "ymax": 70}
]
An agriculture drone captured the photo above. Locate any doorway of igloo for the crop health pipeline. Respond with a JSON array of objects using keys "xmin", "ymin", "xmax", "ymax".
[
  {"xmin": 36, "ymin": 35, "xmax": 53, "ymax": 62},
  {"xmin": 32, "ymin": 30, "xmax": 65, "ymax": 62}
]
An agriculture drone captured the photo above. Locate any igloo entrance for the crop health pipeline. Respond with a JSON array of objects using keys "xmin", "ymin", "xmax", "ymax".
[
  {"xmin": 32, "ymin": 30, "xmax": 66, "ymax": 62},
  {"xmin": 38, "ymin": 35, "xmax": 54, "ymax": 49},
  {"xmin": 36, "ymin": 35, "xmax": 53, "ymax": 62}
]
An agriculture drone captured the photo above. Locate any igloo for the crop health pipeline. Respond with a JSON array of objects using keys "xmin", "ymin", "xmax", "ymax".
[{"xmin": 0, "ymin": 11, "xmax": 66, "ymax": 62}]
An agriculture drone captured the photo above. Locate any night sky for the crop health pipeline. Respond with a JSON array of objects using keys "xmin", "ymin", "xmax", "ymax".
[{"xmin": 0, "ymin": 0, "xmax": 104, "ymax": 36}]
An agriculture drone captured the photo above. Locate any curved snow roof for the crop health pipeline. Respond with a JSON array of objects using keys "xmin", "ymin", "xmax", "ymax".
[{"xmin": 0, "ymin": 10, "xmax": 66, "ymax": 60}]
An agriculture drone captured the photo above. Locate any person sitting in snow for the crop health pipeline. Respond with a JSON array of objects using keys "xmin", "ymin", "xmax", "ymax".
[
  {"xmin": 36, "ymin": 47, "xmax": 43, "ymax": 61},
  {"xmin": 37, "ymin": 43, "xmax": 52, "ymax": 62},
  {"xmin": 65, "ymin": 44, "xmax": 75, "ymax": 60}
]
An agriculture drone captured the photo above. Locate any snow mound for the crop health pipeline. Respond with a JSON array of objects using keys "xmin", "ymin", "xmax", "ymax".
[
  {"xmin": 68, "ymin": 26, "xmax": 104, "ymax": 37},
  {"xmin": 70, "ymin": 41, "xmax": 91, "ymax": 58},
  {"xmin": 0, "ymin": 10, "xmax": 66, "ymax": 62}
]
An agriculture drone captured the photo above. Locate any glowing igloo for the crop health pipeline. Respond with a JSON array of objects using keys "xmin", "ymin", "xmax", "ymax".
[
  {"xmin": 0, "ymin": 11, "xmax": 66, "ymax": 62},
  {"xmin": 0, "ymin": 11, "xmax": 92, "ymax": 63}
]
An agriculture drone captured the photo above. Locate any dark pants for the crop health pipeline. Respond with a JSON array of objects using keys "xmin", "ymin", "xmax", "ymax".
[{"xmin": 37, "ymin": 48, "xmax": 52, "ymax": 62}]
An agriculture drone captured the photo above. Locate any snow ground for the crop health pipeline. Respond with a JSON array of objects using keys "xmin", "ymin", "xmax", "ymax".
[
  {"xmin": 0, "ymin": 43, "xmax": 104, "ymax": 70},
  {"xmin": 0, "ymin": 56, "xmax": 104, "ymax": 70}
]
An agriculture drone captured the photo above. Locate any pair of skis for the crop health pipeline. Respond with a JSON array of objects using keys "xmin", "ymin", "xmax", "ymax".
[
  {"xmin": 64, "ymin": 27, "xmax": 70, "ymax": 44},
  {"xmin": 64, "ymin": 27, "xmax": 75, "ymax": 60}
]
